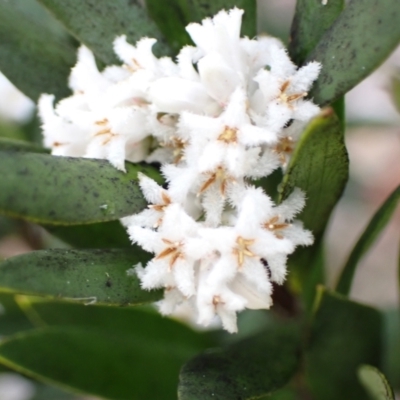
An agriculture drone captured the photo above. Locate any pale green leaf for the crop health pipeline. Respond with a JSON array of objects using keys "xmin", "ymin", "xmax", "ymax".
[{"xmin": 358, "ymin": 365, "xmax": 395, "ymax": 400}]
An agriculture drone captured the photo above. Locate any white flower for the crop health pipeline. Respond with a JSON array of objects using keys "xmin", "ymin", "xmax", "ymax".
[
  {"xmin": 254, "ymin": 59, "xmax": 321, "ymax": 131},
  {"xmin": 38, "ymin": 7, "xmax": 321, "ymax": 333},
  {"xmin": 38, "ymin": 94, "xmax": 89, "ymax": 157},
  {"xmin": 121, "ymin": 173, "xmax": 174, "ymax": 228},
  {"xmin": 129, "ymin": 204, "xmax": 201, "ymax": 297},
  {"xmin": 186, "ymin": 8, "xmax": 245, "ymax": 73},
  {"xmin": 149, "ymin": 76, "xmax": 221, "ymax": 115}
]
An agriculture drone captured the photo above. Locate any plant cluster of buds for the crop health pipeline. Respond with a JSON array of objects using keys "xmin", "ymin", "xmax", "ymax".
[{"xmin": 39, "ymin": 8, "xmax": 321, "ymax": 332}]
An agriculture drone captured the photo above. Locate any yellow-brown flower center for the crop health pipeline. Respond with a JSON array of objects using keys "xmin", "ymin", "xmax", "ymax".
[
  {"xmin": 233, "ymin": 236, "xmax": 256, "ymax": 267},
  {"xmin": 263, "ymin": 216, "xmax": 289, "ymax": 239},
  {"xmin": 156, "ymin": 238, "xmax": 184, "ymax": 270},
  {"xmin": 278, "ymin": 80, "xmax": 307, "ymax": 108},
  {"xmin": 160, "ymin": 133, "xmax": 186, "ymax": 164},
  {"xmin": 199, "ymin": 166, "xmax": 234, "ymax": 196},
  {"xmin": 94, "ymin": 118, "xmax": 116, "ymax": 145},
  {"xmin": 218, "ymin": 126, "xmax": 238, "ymax": 144},
  {"xmin": 273, "ymin": 136, "xmax": 294, "ymax": 166}
]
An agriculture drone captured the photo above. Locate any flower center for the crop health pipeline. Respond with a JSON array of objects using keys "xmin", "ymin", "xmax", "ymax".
[
  {"xmin": 263, "ymin": 216, "xmax": 289, "ymax": 239},
  {"xmin": 233, "ymin": 236, "xmax": 256, "ymax": 267},
  {"xmin": 273, "ymin": 136, "xmax": 294, "ymax": 166},
  {"xmin": 161, "ymin": 134, "xmax": 187, "ymax": 164},
  {"xmin": 199, "ymin": 166, "xmax": 234, "ymax": 196},
  {"xmin": 94, "ymin": 118, "xmax": 117, "ymax": 145},
  {"xmin": 156, "ymin": 239, "xmax": 184, "ymax": 270},
  {"xmin": 218, "ymin": 126, "xmax": 238, "ymax": 144},
  {"xmin": 278, "ymin": 81, "xmax": 307, "ymax": 108}
]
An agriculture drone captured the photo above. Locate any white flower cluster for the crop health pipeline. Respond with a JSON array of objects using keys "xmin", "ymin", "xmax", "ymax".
[{"xmin": 39, "ymin": 8, "xmax": 321, "ymax": 332}]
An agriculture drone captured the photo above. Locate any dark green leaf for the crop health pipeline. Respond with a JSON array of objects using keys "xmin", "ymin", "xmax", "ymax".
[
  {"xmin": 254, "ymin": 168, "xmax": 283, "ymax": 203},
  {"xmin": 146, "ymin": 0, "xmax": 257, "ymax": 52},
  {"xmin": 37, "ymin": 0, "xmax": 170, "ymax": 64},
  {"xmin": 0, "ymin": 152, "xmax": 161, "ymax": 224},
  {"xmin": 288, "ymin": 237, "xmax": 325, "ymax": 310},
  {"xmin": 382, "ymin": 309, "xmax": 400, "ymax": 390},
  {"xmin": 306, "ymin": 287, "xmax": 382, "ymax": 400},
  {"xmin": 336, "ymin": 186, "xmax": 400, "ymax": 295},
  {"xmin": 0, "ymin": 248, "xmax": 161, "ymax": 305},
  {"xmin": 0, "ymin": 303, "xmax": 213, "ymax": 400},
  {"xmin": 178, "ymin": 324, "xmax": 300, "ymax": 400},
  {"xmin": 0, "ymin": 138, "xmax": 49, "ymax": 154},
  {"xmin": 16, "ymin": 297, "xmax": 212, "ymax": 348},
  {"xmin": 44, "ymin": 220, "xmax": 131, "ymax": 248},
  {"xmin": 307, "ymin": 0, "xmax": 400, "ymax": 105},
  {"xmin": 0, "ymin": 217, "xmax": 18, "ymax": 241},
  {"xmin": 280, "ymin": 108, "xmax": 348, "ymax": 305},
  {"xmin": 21, "ymin": 113, "xmax": 44, "ymax": 146},
  {"xmin": 332, "ymin": 96, "xmax": 346, "ymax": 125},
  {"xmin": 289, "ymin": 0, "xmax": 344, "ymax": 65},
  {"xmin": 358, "ymin": 365, "xmax": 395, "ymax": 400},
  {"xmin": 187, "ymin": 0, "xmax": 257, "ymax": 37},
  {"xmin": 145, "ymin": 0, "xmax": 192, "ymax": 53},
  {"xmin": 0, "ymin": 0, "xmax": 76, "ymax": 100},
  {"xmin": 0, "ymin": 293, "xmax": 33, "ymax": 336}
]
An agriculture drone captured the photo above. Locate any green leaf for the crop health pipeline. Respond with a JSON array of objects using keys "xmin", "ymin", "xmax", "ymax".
[
  {"xmin": 0, "ymin": 0, "xmax": 76, "ymax": 100},
  {"xmin": 336, "ymin": 186, "xmax": 400, "ymax": 295},
  {"xmin": 0, "ymin": 151, "xmax": 161, "ymax": 225},
  {"xmin": 187, "ymin": 0, "xmax": 257, "ymax": 37},
  {"xmin": 0, "ymin": 138, "xmax": 49, "ymax": 154},
  {"xmin": 145, "ymin": 0, "xmax": 192, "ymax": 53},
  {"xmin": 0, "ymin": 120, "xmax": 28, "ymax": 142},
  {"xmin": 37, "ymin": 0, "xmax": 170, "ymax": 64},
  {"xmin": 289, "ymin": 0, "xmax": 344, "ymax": 65},
  {"xmin": 288, "ymin": 0, "xmax": 346, "ymax": 124},
  {"xmin": 0, "ymin": 303, "xmax": 213, "ymax": 400},
  {"xmin": 0, "ymin": 144, "xmax": 132, "ymax": 248},
  {"xmin": 307, "ymin": 0, "xmax": 400, "ymax": 106},
  {"xmin": 44, "ymin": 220, "xmax": 131, "ymax": 248},
  {"xmin": 21, "ymin": 113, "xmax": 45, "ymax": 146},
  {"xmin": 289, "ymin": 237, "xmax": 325, "ymax": 310},
  {"xmin": 178, "ymin": 324, "xmax": 300, "ymax": 400},
  {"xmin": 306, "ymin": 287, "xmax": 383, "ymax": 400},
  {"xmin": 0, "ymin": 249, "xmax": 161, "ymax": 305},
  {"xmin": 358, "ymin": 365, "xmax": 395, "ymax": 400},
  {"xmin": 280, "ymin": 108, "xmax": 348, "ymax": 304},
  {"xmin": 280, "ymin": 108, "xmax": 348, "ymax": 235}
]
